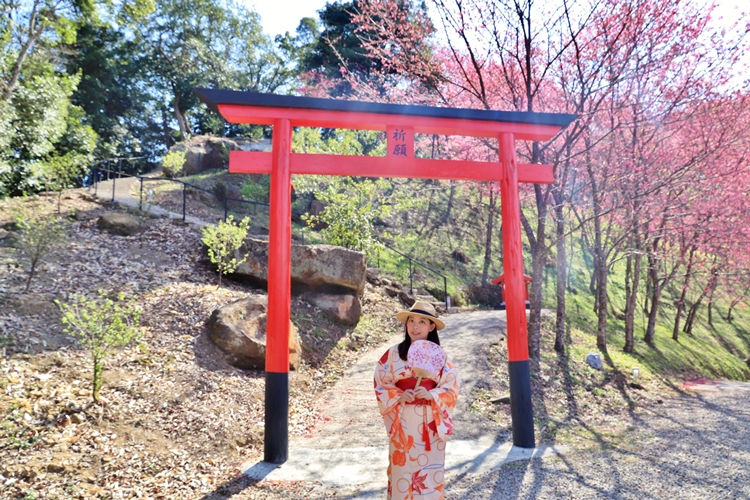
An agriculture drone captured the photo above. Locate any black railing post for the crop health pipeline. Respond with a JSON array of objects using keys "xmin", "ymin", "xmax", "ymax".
[
  {"xmin": 139, "ymin": 177, "xmax": 143, "ymax": 211},
  {"xmin": 111, "ymin": 169, "xmax": 116, "ymax": 202},
  {"xmin": 94, "ymin": 167, "xmax": 98, "ymax": 196},
  {"xmin": 224, "ymin": 197, "xmax": 228, "ymax": 222},
  {"xmin": 409, "ymin": 258, "xmax": 413, "ymax": 294},
  {"xmin": 182, "ymin": 183, "xmax": 187, "ymax": 222}
]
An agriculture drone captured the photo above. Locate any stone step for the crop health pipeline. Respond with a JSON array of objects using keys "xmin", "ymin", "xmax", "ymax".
[{"xmin": 415, "ymin": 293, "xmax": 437, "ymax": 302}]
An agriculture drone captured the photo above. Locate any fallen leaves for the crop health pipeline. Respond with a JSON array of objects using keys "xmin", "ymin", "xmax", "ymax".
[{"xmin": 0, "ymin": 191, "xmax": 405, "ymax": 499}]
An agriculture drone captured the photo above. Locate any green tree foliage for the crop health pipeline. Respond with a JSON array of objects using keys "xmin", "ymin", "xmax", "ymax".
[
  {"xmin": 240, "ymin": 174, "xmax": 270, "ymax": 202},
  {"xmin": 299, "ymin": 0, "xmax": 436, "ymax": 95},
  {"xmin": 2, "ymin": 0, "xmax": 305, "ymax": 197},
  {"xmin": 302, "ymin": 177, "xmax": 389, "ymax": 256},
  {"xmin": 65, "ymin": 21, "xmax": 155, "ymax": 158},
  {"xmin": 56, "ymin": 291, "xmax": 141, "ymax": 403},
  {"xmin": 292, "ymin": 126, "xmax": 384, "ymax": 156},
  {"xmin": 201, "ymin": 215, "xmax": 250, "ymax": 288},
  {"xmin": 0, "ymin": 54, "xmax": 96, "ymax": 197},
  {"xmin": 13, "ymin": 205, "xmax": 68, "ymax": 292},
  {"xmin": 129, "ymin": 0, "xmax": 294, "ymax": 143},
  {"xmin": 275, "ymin": 17, "xmax": 319, "ymax": 75},
  {"xmin": 299, "ymin": 1, "xmax": 379, "ymax": 95},
  {"xmin": 292, "ymin": 127, "xmax": 431, "ymax": 257},
  {"xmin": 1, "ymin": 0, "xmax": 81, "ymax": 103}
]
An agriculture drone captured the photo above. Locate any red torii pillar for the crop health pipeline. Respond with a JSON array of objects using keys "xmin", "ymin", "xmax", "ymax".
[{"xmin": 196, "ymin": 88, "xmax": 576, "ymax": 463}]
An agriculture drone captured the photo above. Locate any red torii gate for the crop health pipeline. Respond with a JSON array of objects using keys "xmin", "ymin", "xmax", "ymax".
[{"xmin": 196, "ymin": 88, "xmax": 576, "ymax": 464}]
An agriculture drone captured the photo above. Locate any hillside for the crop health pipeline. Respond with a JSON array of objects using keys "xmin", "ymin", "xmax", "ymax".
[
  {"xmin": 1, "ymin": 181, "xmax": 749, "ymax": 499},
  {"xmin": 138, "ymin": 166, "xmax": 750, "ymax": 381},
  {"xmin": 0, "ymin": 190, "xmax": 406, "ymax": 498}
]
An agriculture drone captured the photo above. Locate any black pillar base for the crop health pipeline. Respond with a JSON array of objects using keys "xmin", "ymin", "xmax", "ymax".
[
  {"xmin": 508, "ymin": 360, "xmax": 535, "ymax": 448},
  {"xmin": 264, "ymin": 371, "xmax": 289, "ymax": 464}
]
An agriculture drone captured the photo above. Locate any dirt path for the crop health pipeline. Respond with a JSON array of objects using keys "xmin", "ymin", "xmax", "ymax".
[
  {"xmin": 91, "ymin": 170, "xmax": 211, "ymax": 227},
  {"xmin": 297, "ymin": 309, "xmax": 510, "ymax": 448},
  {"xmin": 241, "ymin": 310, "xmax": 565, "ymax": 497}
]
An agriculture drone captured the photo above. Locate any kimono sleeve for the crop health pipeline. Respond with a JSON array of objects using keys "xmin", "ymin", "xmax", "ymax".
[
  {"xmin": 427, "ymin": 357, "xmax": 460, "ymax": 440},
  {"xmin": 374, "ymin": 346, "xmax": 403, "ymax": 425}
]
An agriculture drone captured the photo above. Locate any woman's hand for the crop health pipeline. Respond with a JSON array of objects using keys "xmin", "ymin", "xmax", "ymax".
[
  {"xmin": 413, "ymin": 386, "xmax": 433, "ymax": 400},
  {"xmin": 399, "ymin": 389, "xmax": 416, "ymax": 404}
]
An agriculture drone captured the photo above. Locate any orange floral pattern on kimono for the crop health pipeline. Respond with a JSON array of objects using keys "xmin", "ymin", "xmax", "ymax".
[{"xmin": 374, "ymin": 345, "xmax": 460, "ymax": 500}]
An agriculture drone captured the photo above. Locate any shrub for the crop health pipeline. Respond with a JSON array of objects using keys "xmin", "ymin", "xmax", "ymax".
[
  {"xmin": 56, "ymin": 291, "xmax": 141, "ymax": 403},
  {"xmin": 302, "ymin": 180, "xmax": 387, "ymax": 258},
  {"xmin": 201, "ymin": 215, "xmax": 251, "ymax": 288},
  {"xmin": 161, "ymin": 150, "xmax": 186, "ymax": 177},
  {"xmin": 240, "ymin": 174, "xmax": 270, "ymax": 202},
  {"xmin": 13, "ymin": 206, "xmax": 68, "ymax": 292}
]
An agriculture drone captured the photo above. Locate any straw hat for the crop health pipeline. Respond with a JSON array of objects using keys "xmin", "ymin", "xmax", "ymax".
[{"xmin": 396, "ymin": 301, "xmax": 445, "ymax": 331}]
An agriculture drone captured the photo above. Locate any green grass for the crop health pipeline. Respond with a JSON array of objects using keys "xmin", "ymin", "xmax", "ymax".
[{"xmin": 550, "ymin": 251, "xmax": 750, "ymax": 383}]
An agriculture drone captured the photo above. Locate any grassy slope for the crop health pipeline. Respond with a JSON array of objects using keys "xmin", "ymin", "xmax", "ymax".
[{"xmin": 563, "ymin": 257, "xmax": 750, "ymax": 382}]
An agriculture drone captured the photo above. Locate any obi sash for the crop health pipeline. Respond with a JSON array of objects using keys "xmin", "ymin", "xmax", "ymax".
[
  {"xmin": 395, "ymin": 377, "xmax": 437, "ymax": 392},
  {"xmin": 395, "ymin": 377, "xmax": 437, "ymax": 450}
]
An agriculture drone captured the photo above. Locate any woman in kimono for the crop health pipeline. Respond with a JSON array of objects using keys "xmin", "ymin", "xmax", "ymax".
[{"xmin": 374, "ymin": 301, "xmax": 460, "ymax": 500}]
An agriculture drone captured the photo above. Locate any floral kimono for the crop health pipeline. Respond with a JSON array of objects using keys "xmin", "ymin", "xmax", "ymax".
[{"xmin": 374, "ymin": 344, "xmax": 460, "ymax": 500}]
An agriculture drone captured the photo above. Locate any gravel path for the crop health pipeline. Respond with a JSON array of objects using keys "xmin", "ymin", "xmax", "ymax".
[
  {"xmin": 92, "ymin": 169, "xmax": 211, "ymax": 227},
  {"xmin": 446, "ymin": 390, "xmax": 750, "ymax": 499}
]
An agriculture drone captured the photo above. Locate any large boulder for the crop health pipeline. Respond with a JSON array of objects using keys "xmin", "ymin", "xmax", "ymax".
[
  {"xmin": 97, "ymin": 213, "xmax": 141, "ymax": 236},
  {"xmin": 233, "ymin": 238, "xmax": 367, "ymax": 295},
  {"xmin": 163, "ymin": 135, "xmax": 253, "ymax": 177},
  {"xmin": 302, "ymin": 292, "xmax": 362, "ymax": 325},
  {"xmin": 206, "ymin": 295, "xmax": 301, "ymax": 370},
  {"xmin": 181, "ymin": 138, "xmax": 232, "ymax": 177},
  {"xmin": 166, "ymin": 136, "xmax": 268, "ymax": 178}
]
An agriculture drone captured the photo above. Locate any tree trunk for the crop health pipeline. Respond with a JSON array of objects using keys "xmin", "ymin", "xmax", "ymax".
[
  {"xmin": 644, "ymin": 253, "xmax": 661, "ymax": 345},
  {"xmin": 443, "ymin": 182, "xmax": 455, "ymax": 224},
  {"xmin": 481, "ymin": 187, "xmax": 496, "ymax": 285},
  {"xmin": 422, "ymin": 184, "xmax": 435, "ymax": 229},
  {"xmin": 161, "ymin": 106, "xmax": 174, "ymax": 148},
  {"xmin": 588, "ymin": 159, "xmax": 608, "ymax": 350},
  {"xmin": 554, "ymin": 195, "xmax": 566, "ymax": 352},
  {"xmin": 173, "ymin": 94, "xmax": 190, "ymax": 141},
  {"xmin": 595, "ymin": 248, "xmax": 608, "ymax": 351},
  {"xmin": 684, "ymin": 301, "xmax": 700, "ymax": 335},
  {"xmin": 673, "ymin": 245, "xmax": 696, "ymax": 341},
  {"xmin": 623, "ymin": 245, "xmax": 642, "ymax": 353},
  {"xmin": 672, "ymin": 293, "xmax": 685, "ymax": 341},
  {"xmin": 727, "ymin": 298, "xmax": 741, "ymax": 322},
  {"xmin": 2, "ymin": 1, "xmax": 44, "ymax": 103},
  {"xmin": 526, "ymin": 182, "xmax": 549, "ymax": 362},
  {"xmin": 707, "ymin": 278, "xmax": 718, "ymax": 327}
]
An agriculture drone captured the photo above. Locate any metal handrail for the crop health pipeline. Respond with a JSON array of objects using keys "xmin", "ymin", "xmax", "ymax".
[
  {"xmin": 86, "ymin": 157, "xmax": 149, "ymax": 200},
  {"xmin": 90, "ymin": 166, "xmax": 448, "ymax": 302},
  {"xmin": 377, "ymin": 243, "xmax": 449, "ymax": 308}
]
